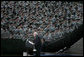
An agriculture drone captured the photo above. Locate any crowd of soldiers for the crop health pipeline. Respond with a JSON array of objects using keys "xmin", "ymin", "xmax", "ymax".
[{"xmin": 1, "ymin": 1, "xmax": 83, "ymax": 41}]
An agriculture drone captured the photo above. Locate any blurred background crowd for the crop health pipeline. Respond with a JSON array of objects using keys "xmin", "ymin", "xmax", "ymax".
[{"xmin": 1, "ymin": 1, "xmax": 83, "ymax": 41}]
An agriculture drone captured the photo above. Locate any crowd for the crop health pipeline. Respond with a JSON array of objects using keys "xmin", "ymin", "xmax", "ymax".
[{"xmin": 1, "ymin": 1, "xmax": 83, "ymax": 41}]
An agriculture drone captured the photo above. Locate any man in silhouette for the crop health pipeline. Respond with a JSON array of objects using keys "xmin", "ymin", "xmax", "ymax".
[{"xmin": 33, "ymin": 32, "xmax": 42, "ymax": 56}]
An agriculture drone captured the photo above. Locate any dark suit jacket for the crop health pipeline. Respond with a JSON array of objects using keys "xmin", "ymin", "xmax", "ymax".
[{"xmin": 33, "ymin": 35, "xmax": 42, "ymax": 49}]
